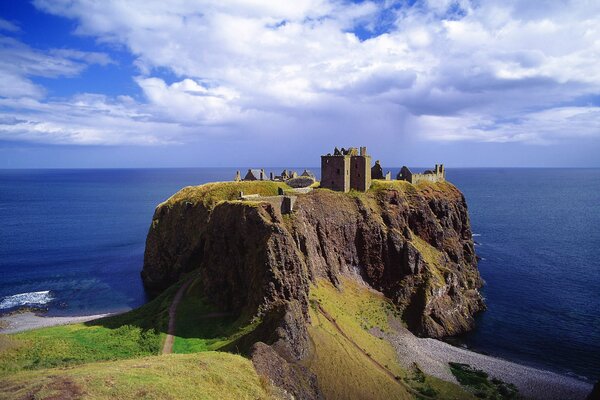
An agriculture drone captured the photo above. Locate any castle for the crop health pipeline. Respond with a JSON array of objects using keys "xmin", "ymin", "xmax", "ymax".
[
  {"xmin": 321, "ymin": 147, "xmax": 371, "ymax": 192},
  {"xmin": 320, "ymin": 146, "xmax": 445, "ymax": 192},
  {"xmin": 235, "ymin": 146, "xmax": 445, "ymax": 192}
]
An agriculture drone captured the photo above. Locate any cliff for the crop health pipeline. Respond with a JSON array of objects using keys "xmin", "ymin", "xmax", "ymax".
[
  {"xmin": 141, "ymin": 179, "xmax": 484, "ymax": 397},
  {"xmin": 143, "ymin": 179, "xmax": 483, "ymax": 335}
]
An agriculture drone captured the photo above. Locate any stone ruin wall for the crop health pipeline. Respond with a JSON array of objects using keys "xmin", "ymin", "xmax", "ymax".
[{"xmin": 321, "ymin": 155, "xmax": 350, "ymax": 192}]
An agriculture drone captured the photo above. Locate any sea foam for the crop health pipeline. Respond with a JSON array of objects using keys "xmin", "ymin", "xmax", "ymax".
[{"xmin": 0, "ymin": 290, "xmax": 54, "ymax": 309}]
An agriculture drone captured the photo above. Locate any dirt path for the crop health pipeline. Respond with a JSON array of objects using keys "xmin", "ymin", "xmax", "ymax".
[
  {"xmin": 161, "ymin": 279, "xmax": 194, "ymax": 355},
  {"xmin": 316, "ymin": 304, "xmax": 434, "ymax": 400}
]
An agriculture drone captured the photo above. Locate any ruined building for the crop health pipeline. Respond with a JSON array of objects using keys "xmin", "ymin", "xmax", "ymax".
[
  {"xmin": 234, "ymin": 149, "xmax": 445, "ymax": 191},
  {"xmin": 243, "ymin": 169, "xmax": 267, "ymax": 181},
  {"xmin": 371, "ymin": 160, "xmax": 391, "ymax": 180},
  {"xmin": 397, "ymin": 164, "xmax": 445, "ymax": 184},
  {"xmin": 321, "ymin": 147, "xmax": 371, "ymax": 192}
]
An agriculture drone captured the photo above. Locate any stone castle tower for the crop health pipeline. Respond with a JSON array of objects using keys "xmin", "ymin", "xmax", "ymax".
[{"xmin": 321, "ymin": 147, "xmax": 371, "ymax": 192}]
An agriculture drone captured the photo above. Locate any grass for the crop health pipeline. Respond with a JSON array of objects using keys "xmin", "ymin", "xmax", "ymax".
[
  {"xmin": 162, "ymin": 181, "xmax": 292, "ymax": 209},
  {"xmin": 0, "ymin": 280, "xmax": 180, "ymax": 376},
  {"xmin": 305, "ymin": 278, "xmax": 411, "ymax": 400},
  {"xmin": 171, "ymin": 277, "xmax": 261, "ymax": 354},
  {"xmin": 369, "ymin": 179, "xmax": 417, "ymax": 196},
  {"xmin": 449, "ymin": 362, "xmax": 519, "ymax": 400},
  {"xmin": 410, "ymin": 234, "xmax": 451, "ymax": 287},
  {"xmin": 0, "ymin": 352, "xmax": 275, "ymax": 400},
  {"xmin": 304, "ymin": 278, "xmax": 475, "ymax": 400}
]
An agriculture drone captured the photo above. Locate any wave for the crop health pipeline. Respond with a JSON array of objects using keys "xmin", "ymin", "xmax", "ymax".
[
  {"xmin": 472, "ymin": 233, "xmax": 482, "ymax": 237},
  {"xmin": 0, "ymin": 290, "xmax": 54, "ymax": 309}
]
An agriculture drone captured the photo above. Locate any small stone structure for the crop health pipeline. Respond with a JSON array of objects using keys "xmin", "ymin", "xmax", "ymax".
[
  {"xmin": 321, "ymin": 147, "xmax": 371, "ymax": 192},
  {"xmin": 301, "ymin": 169, "xmax": 315, "ymax": 179},
  {"xmin": 239, "ymin": 192, "xmax": 296, "ymax": 214},
  {"xmin": 371, "ymin": 160, "xmax": 384, "ymax": 179},
  {"xmin": 397, "ymin": 164, "xmax": 445, "ymax": 184},
  {"xmin": 243, "ymin": 169, "xmax": 267, "ymax": 181},
  {"xmin": 236, "ymin": 168, "xmax": 314, "ymax": 188},
  {"xmin": 371, "ymin": 160, "xmax": 391, "ymax": 180}
]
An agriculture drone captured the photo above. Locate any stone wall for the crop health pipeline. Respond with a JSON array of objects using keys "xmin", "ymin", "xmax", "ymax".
[
  {"xmin": 350, "ymin": 154, "xmax": 371, "ymax": 191},
  {"xmin": 321, "ymin": 155, "xmax": 350, "ymax": 192}
]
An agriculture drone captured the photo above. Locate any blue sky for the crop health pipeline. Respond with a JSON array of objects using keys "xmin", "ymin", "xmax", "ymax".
[{"xmin": 0, "ymin": 0, "xmax": 599, "ymax": 168}]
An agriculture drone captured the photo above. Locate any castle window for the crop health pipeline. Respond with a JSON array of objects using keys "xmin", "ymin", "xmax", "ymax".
[{"xmin": 336, "ymin": 168, "xmax": 340, "ymax": 175}]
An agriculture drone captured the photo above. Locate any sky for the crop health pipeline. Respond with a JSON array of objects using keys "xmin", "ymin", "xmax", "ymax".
[{"xmin": 0, "ymin": 0, "xmax": 599, "ymax": 168}]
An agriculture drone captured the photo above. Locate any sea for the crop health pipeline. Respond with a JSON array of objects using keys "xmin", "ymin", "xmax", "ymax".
[{"xmin": 0, "ymin": 168, "xmax": 598, "ymax": 382}]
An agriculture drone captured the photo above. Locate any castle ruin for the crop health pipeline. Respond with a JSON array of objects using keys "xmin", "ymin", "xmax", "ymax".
[
  {"xmin": 234, "ymin": 147, "xmax": 445, "ymax": 193},
  {"xmin": 320, "ymin": 147, "xmax": 371, "ymax": 192},
  {"xmin": 397, "ymin": 164, "xmax": 445, "ymax": 184}
]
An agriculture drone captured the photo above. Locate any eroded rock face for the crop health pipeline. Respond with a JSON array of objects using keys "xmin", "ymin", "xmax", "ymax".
[{"xmin": 142, "ymin": 181, "xmax": 484, "ymax": 340}]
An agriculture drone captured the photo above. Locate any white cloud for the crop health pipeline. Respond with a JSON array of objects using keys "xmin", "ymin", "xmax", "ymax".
[
  {"xmin": 0, "ymin": 34, "xmax": 114, "ymax": 99},
  {"xmin": 0, "ymin": 18, "xmax": 20, "ymax": 33},
  {"xmin": 0, "ymin": 0, "xmax": 597, "ymax": 147},
  {"xmin": 0, "ymin": 95, "xmax": 187, "ymax": 145}
]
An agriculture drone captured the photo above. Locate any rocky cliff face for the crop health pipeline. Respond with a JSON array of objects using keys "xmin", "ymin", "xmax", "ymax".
[{"xmin": 142, "ymin": 180, "xmax": 484, "ymax": 341}]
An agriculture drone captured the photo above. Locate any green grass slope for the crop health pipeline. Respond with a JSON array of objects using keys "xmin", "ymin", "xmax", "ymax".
[
  {"xmin": 0, "ymin": 280, "xmax": 179, "ymax": 375},
  {"xmin": 171, "ymin": 276, "xmax": 261, "ymax": 354},
  {"xmin": 0, "ymin": 352, "xmax": 274, "ymax": 400},
  {"xmin": 304, "ymin": 278, "xmax": 475, "ymax": 400}
]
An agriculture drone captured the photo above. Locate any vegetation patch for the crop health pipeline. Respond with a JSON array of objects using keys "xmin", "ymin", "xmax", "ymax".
[
  {"xmin": 369, "ymin": 179, "xmax": 415, "ymax": 195},
  {"xmin": 0, "ymin": 352, "xmax": 274, "ymax": 400},
  {"xmin": 163, "ymin": 181, "xmax": 291, "ymax": 209},
  {"xmin": 0, "ymin": 281, "xmax": 179, "ymax": 375},
  {"xmin": 305, "ymin": 278, "xmax": 475, "ymax": 400},
  {"xmin": 449, "ymin": 362, "xmax": 518, "ymax": 400},
  {"xmin": 410, "ymin": 234, "xmax": 450, "ymax": 287},
  {"xmin": 305, "ymin": 278, "xmax": 411, "ymax": 399},
  {"xmin": 172, "ymin": 277, "xmax": 261, "ymax": 353}
]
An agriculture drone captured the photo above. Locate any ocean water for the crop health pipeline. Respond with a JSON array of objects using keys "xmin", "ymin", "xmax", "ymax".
[{"xmin": 0, "ymin": 168, "xmax": 598, "ymax": 381}]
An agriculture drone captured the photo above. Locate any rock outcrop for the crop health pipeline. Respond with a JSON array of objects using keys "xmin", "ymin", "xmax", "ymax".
[{"xmin": 142, "ymin": 180, "xmax": 484, "ymax": 396}]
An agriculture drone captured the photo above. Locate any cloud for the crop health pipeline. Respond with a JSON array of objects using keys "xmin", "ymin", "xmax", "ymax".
[
  {"xmin": 0, "ymin": 95, "xmax": 188, "ymax": 145},
  {"xmin": 414, "ymin": 106, "xmax": 600, "ymax": 144},
  {"xmin": 0, "ymin": 18, "xmax": 20, "ymax": 33},
  {"xmin": 0, "ymin": 0, "xmax": 597, "ymax": 148},
  {"xmin": 0, "ymin": 34, "xmax": 114, "ymax": 99}
]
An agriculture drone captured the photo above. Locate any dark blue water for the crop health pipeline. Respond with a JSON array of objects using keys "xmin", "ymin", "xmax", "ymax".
[
  {"xmin": 448, "ymin": 169, "xmax": 600, "ymax": 383},
  {"xmin": 0, "ymin": 168, "xmax": 598, "ymax": 381}
]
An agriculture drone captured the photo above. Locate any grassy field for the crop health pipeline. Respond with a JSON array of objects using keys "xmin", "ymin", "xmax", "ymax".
[
  {"xmin": 0, "ymin": 280, "xmax": 179, "ymax": 375},
  {"xmin": 0, "ymin": 352, "xmax": 274, "ymax": 400}
]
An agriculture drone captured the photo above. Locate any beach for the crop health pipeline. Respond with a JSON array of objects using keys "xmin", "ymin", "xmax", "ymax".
[
  {"xmin": 376, "ymin": 319, "xmax": 593, "ymax": 400},
  {"xmin": 0, "ymin": 311, "xmax": 113, "ymax": 334}
]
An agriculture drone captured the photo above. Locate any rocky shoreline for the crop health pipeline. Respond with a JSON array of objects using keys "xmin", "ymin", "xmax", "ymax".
[
  {"xmin": 376, "ymin": 319, "xmax": 592, "ymax": 400},
  {"xmin": 0, "ymin": 311, "xmax": 114, "ymax": 334}
]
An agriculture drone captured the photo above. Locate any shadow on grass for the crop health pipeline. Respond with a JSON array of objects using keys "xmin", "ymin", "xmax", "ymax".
[{"xmin": 83, "ymin": 274, "xmax": 261, "ymax": 355}]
